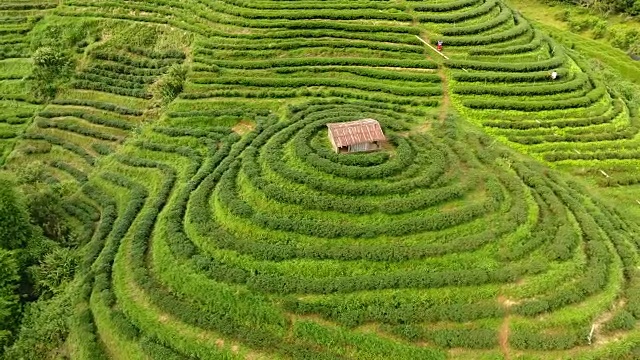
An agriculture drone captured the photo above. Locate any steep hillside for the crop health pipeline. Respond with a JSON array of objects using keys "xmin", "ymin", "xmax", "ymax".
[{"xmin": 1, "ymin": 1, "xmax": 640, "ymax": 359}]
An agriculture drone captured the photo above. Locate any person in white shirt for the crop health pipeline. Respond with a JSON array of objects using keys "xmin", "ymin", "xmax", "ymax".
[{"xmin": 551, "ymin": 71, "xmax": 558, "ymax": 80}]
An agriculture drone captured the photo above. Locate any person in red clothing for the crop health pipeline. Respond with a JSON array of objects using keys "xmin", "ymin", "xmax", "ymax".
[{"xmin": 437, "ymin": 40, "xmax": 443, "ymax": 52}]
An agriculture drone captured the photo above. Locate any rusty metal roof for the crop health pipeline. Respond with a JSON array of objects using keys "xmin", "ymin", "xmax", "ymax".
[{"xmin": 326, "ymin": 119, "xmax": 386, "ymax": 148}]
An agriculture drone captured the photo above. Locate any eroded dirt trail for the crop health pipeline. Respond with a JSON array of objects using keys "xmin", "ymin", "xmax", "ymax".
[
  {"xmin": 438, "ymin": 68, "xmax": 450, "ymax": 123},
  {"xmin": 498, "ymin": 295, "xmax": 511, "ymax": 360}
]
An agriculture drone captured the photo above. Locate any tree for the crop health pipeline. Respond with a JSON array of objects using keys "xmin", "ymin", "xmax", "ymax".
[
  {"xmin": 30, "ymin": 248, "xmax": 77, "ymax": 299},
  {"xmin": 150, "ymin": 64, "xmax": 187, "ymax": 106},
  {"xmin": 29, "ymin": 47, "xmax": 73, "ymax": 101},
  {"xmin": 0, "ymin": 179, "xmax": 32, "ymax": 250},
  {"xmin": 0, "ymin": 248, "xmax": 21, "ymax": 350},
  {"xmin": 23, "ymin": 184, "xmax": 72, "ymax": 244}
]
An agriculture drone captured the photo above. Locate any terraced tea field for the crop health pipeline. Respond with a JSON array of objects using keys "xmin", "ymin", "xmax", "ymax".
[
  {"xmin": 0, "ymin": 1, "xmax": 56, "ymax": 164},
  {"xmin": 2, "ymin": 0, "xmax": 640, "ymax": 359}
]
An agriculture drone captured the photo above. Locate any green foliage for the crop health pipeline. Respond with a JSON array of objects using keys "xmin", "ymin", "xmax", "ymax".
[
  {"xmin": 151, "ymin": 64, "xmax": 187, "ymax": 106},
  {"xmin": 30, "ymin": 248, "xmax": 77, "ymax": 298},
  {"xmin": 604, "ymin": 310, "xmax": 636, "ymax": 332},
  {"xmin": 0, "ymin": 178, "xmax": 31, "ymax": 250},
  {"xmin": 21, "ymin": 182, "xmax": 75, "ymax": 244},
  {"xmin": 3, "ymin": 287, "xmax": 74, "ymax": 360},
  {"xmin": 3, "ymin": 0, "xmax": 640, "ymax": 358},
  {"xmin": 29, "ymin": 47, "xmax": 74, "ymax": 101},
  {"xmin": 0, "ymin": 248, "xmax": 20, "ymax": 350}
]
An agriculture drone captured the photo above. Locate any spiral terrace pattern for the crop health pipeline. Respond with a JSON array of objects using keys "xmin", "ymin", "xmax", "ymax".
[{"xmin": 3, "ymin": 0, "xmax": 640, "ymax": 359}]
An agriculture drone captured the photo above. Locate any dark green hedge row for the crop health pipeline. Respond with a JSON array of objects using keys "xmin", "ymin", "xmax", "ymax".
[
  {"xmin": 85, "ymin": 67, "xmax": 158, "ymax": 85},
  {"xmin": 447, "ymin": 45, "xmax": 565, "ymax": 72},
  {"xmin": 23, "ymin": 132, "xmax": 95, "ymax": 165},
  {"xmin": 92, "ymin": 142, "xmax": 114, "ymax": 155},
  {"xmin": 412, "ymin": 0, "xmax": 480, "ymax": 12},
  {"xmin": 589, "ymin": 197, "xmax": 640, "ymax": 330},
  {"xmin": 243, "ymin": 258, "xmax": 544, "ymax": 295},
  {"xmin": 286, "ymin": 297, "xmax": 503, "ymax": 327},
  {"xmin": 0, "ymin": 115, "xmax": 32, "ymax": 125},
  {"xmin": 139, "ymin": 336, "xmax": 192, "ymax": 360},
  {"xmin": 194, "ymin": 38, "xmax": 423, "ymax": 54},
  {"xmin": 92, "ymin": 50, "xmax": 182, "ymax": 69},
  {"xmin": 440, "ymin": 5, "xmax": 512, "ymax": 36},
  {"xmin": 509, "ymin": 324, "xmax": 588, "ymax": 351},
  {"xmin": 391, "ymin": 324, "xmax": 497, "ymax": 349},
  {"xmin": 152, "ymin": 125, "xmax": 232, "ymax": 138},
  {"xmin": 202, "ymin": 209, "xmax": 517, "ymax": 262},
  {"xmin": 71, "ymin": 290, "xmax": 109, "ymax": 360},
  {"xmin": 79, "ymin": 183, "xmax": 118, "ymax": 270},
  {"xmin": 511, "ymin": 126, "xmax": 636, "ymax": 145},
  {"xmin": 0, "ymin": 129, "xmax": 18, "ymax": 139},
  {"xmin": 463, "ymin": 84, "xmax": 605, "ymax": 111},
  {"xmin": 208, "ymin": 29, "xmax": 421, "ymax": 44},
  {"xmin": 195, "ymin": 56, "xmax": 438, "ymax": 70},
  {"xmin": 75, "ymin": 72, "xmax": 148, "ymax": 89},
  {"xmin": 166, "ymin": 107, "xmax": 270, "ymax": 119},
  {"xmin": 133, "ymin": 140, "xmax": 201, "ymax": 161},
  {"xmin": 192, "ymin": 76, "xmax": 442, "ymax": 97},
  {"xmin": 223, "ymin": 0, "xmax": 401, "ymax": 11},
  {"xmin": 62, "ymin": 1, "xmax": 421, "ymax": 35},
  {"xmin": 468, "ymin": 30, "xmax": 542, "ymax": 55},
  {"xmin": 0, "ymin": 26, "xmax": 32, "ymax": 36},
  {"xmin": 0, "ymin": 2, "xmax": 56, "ymax": 10},
  {"xmin": 483, "ymin": 99, "xmax": 622, "ymax": 129},
  {"xmin": 181, "ymin": 87, "xmax": 439, "ymax": 106},
  {"xmin": 50, "ymin": 160, "xmax": 89, "ymax": 183},
  {"xmin": 0, "ymin": 107, "xmax": 33, "ymax": 118},
  {"xmin": 90, "ymin": 62, "xmax": 168, "ymax": 77},
  {"xmin": 125, "ymin": 46, "xmax": 185, "ymax": 60},
  {"xmin": 206, "ymin": 3, "xmax": 413, "ymax": 22},
  {"xmin": 52, "ymin": 99, "xmax": 143, "ymax": 116},
  {"xmin": 62, "ymin": 196, "xmax": 100, "ymax": 223},
  {"xmin": 35, "ymin": 118, "xmax": 122, "ymax": 142},
  {"xmin": 417, "ymin": 0, "xmax": 496, "ymax": 23},
  {"xmin": 454, "ymin": 73, "xmax": 588, "ymax": 96},
  {"xmin": 167, "ymin": 113, "xmax": 270, "ymax": 261},
  {"xmin": 0, "ymin": 48, "xmax": 30, "ymax": 60},
  {"xmin": 439, "ymin": 19, "xmax": 530, "ymax": 47},
  {"xmin": 86, "ymin": 169, "xmax": 150, "ymax": 351},
  {"xmin": 272, "ymin": 66, "xmax": 441, "ymax": 83},
  {"xmin": 544, "ymin": 147, "xmax": 640, "ymax": 162},
  {"xmin": 71, "ymin": 80, "xmax": 151, "ymax": 99},
  {"xmin": 497, "ymin": 196, "xmax": 559, "ymax": 262},
  {"xmin": 39, "ymin": 108, "xmax": 135, "ymax": 130}
]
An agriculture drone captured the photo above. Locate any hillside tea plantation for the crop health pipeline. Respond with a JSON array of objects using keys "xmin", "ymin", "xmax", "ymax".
[{"xmin": 1, "ymin": 0, "xmax": 640, "ymax": 359}]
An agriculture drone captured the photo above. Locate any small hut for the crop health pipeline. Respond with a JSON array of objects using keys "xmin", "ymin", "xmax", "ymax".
[{"xmin": 326, "ymin": 119, "xmax": 386, "ymax": 153}]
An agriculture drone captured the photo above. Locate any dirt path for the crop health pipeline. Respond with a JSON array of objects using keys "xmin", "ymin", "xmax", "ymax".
[
  {"xmin": 438, "ymin": 68, "xmax": 450, "ymax": 123},
  {"xmin": 497, "ymin": 296, "xmax": 511, "ymax": 360},
  {"xmin": 591, "ymin": 299, "xmax": 626, "ymax": 345},
  {"xmin": 499, "ymin": 316, "xmax": 511, "ymax": 360},
  {"xmin": 416, "ymin": 33, "xmax": 451, "ymax": 124}
]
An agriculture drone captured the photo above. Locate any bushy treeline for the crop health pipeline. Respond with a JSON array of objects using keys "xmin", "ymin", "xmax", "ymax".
[
  {"xmin": 0, "ymin": 168, "xmax": 90, "ymax": 357},
  {"xmin": 547, "ymin": 0, "xmax": 640, "ymax": 16}
]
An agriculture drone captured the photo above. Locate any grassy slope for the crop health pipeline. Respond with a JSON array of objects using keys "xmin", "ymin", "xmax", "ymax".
[
  {"xmin": 507, "ymin": 0, "xmax": 640, "ymax": 82},
  {"xmin": 507, "ymin": 0, "xmax": 640, "ymax": 220},
  {"xmin": 3, "ymin": 0, "xmax": 640, "ymax": 358}
]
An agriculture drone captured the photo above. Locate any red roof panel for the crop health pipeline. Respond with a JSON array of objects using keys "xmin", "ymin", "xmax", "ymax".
[{"xmin": 327, "ymin": 119, "xmax": 386, "ymax": 148}]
